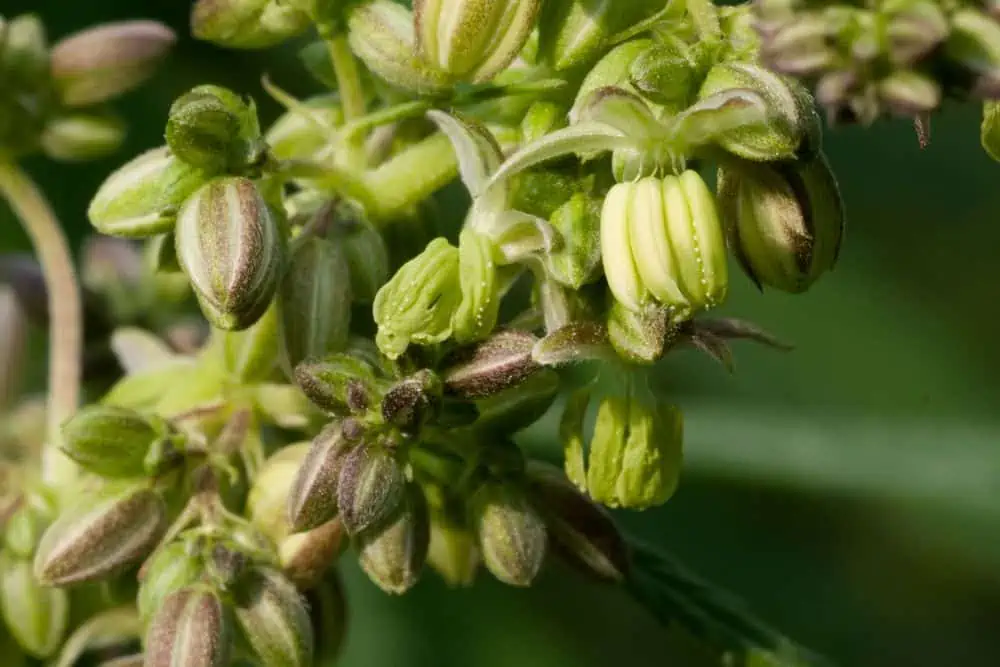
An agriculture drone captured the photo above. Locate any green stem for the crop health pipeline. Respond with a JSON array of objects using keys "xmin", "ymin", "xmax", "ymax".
[
  {"xmin": 686, "ymin": 0, "xmax": 721, "ymax": 42},
  {"xmin": 340, "ymin": 100, "xmax": 433, "ymax": 142},
  {"xmin": 326, "ymin": 33, "xmax": 366, "ymax": 122},
  {"xmin": 363, "ymin": 133, "xmax": 458, "ymax": 222},
  {"xmin": 0, "ymin": 162, "xmax": 80, "ymax": 487}
]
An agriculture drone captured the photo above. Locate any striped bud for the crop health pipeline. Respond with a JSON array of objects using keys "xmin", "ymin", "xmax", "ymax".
[
  {"xmin": 294, "ymin": 354, "xmax": 380, "ymax": 415},
  {"xmin": 330, "ymin": 213, "xmax": 389, "ymax": 306},
  {"xmin": 50, "ymin": 20, "xmax": 175, "ymax": 107},
  {"xmin": 145, "ymin": 587, "xmax": 232, "ymax": 667},
  {"xmin": 717, "ymin": 155, "xmax": 844, "ymax": 293},
  {"xmin": 337, "ymin": 445, "xmax": 406, "ymax": 536},
  {"xmin": 279, "ymin": 518, "xmax": 346, "ymax": 590},
  {"xmin": 347, "ymin": 0, "xmax": 454, "ymax": 95},
  {"xmin": 441, "ymin": 329, "xmax": 540, "ymax": 399},
  {"xmin": 233, "ymin": 568, "xmax": 313, "ymax": 667},
  {"xmin": 41, "ymin": 113, "xmax": 125, "ymax": 162},
  {"xmin": 471, "ymin": 482, "xmax": 547, "ymax": 586},
  {"xmin": 0, "ymin": 553, "xmax": 68, "ymax": 658},
  {"xmin": 697, "ymin": 62, "xmax": 820, "ymax": 161},
  {"xmin": 374, "ymin": 237, "xmax": 461, "ymax": 359},
  {"xmin": 277, "ymin": 236, "xmax": 351, "ymax": 372},
  {"xmin": 34, "ymin": 485, "xmax": 166, "ymax": 585},
  {"xmin": 538, "ymin": 0, "xmax": 663, "ymax": 72},
  {"xmin": 287, "ymin": 424, "xmax": 353, "ymax": 533},
  {"xmin": 381, "ymin": 370, "xmax": 442, "ymax": 433},
  {"xmin": 137, "ymin": 535, "xmax": 204, "ymax": 626},
  {"xmin": 453, "ymin": 228, "xmax": 500, "ymax": 343},
  {"xmin": 175, "ymin": 176, "xmax": 284, "ymax": 331},
  {"xmin": 88, "ymin": 146, "xmax": 207, "ymax": 238},
  {"xmin": 60, "ymin": 406, "xmax": 173, "ymax": 478},
  {"xmin": 356, "ymin": 483, "xmax": 430, "ymax": 594},
  {"xmin": 166, "ymin": 85, "xmax": 262, "ymax": 173},
  {"xmin": 414, "ymin": 0, "xmax": 541, "ymax": 82},
  {"xmin": 191, "ymin": 0, "xmax": 310, "ymax": 49},
  {"xmin": 601, "ymin": 172, "xmax": 728, "ymax": 320}
]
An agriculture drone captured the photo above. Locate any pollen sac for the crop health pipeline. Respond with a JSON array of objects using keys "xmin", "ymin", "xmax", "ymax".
[
  {"xmin": 441, "ymin": 329, "xmax": 540, "ymax": 400},
  {"xmin": 717, "ymin": 154, "xmax": 845, "ymax": 293},
  {"xmin": 697, "ymin": 62, "xmax": 822, "ymax": 162},
  {"xmin": 279, "ymin": 517, "xmax": 347, "ymax": 591},
  {"xmin": 537, "ymin": 0, "xmax": 664, "ymax": 72},
  {"xmin": 356, "ymin": 482, "xmax": 431, "ymax": 595},
  {"xmin": 373, "ymin": 237, "xmax": 462, "ymax": 360},
  {"xmin": 0, "ymin": 553, "xmax": 69, "ymax": 658},
  {"xmin": 287, "ymin": 423, "xmax": 353, "ymax": 533},
  {"xmin": 49, "ymin": 20, "xmax": 175, "ymax": 107},
  {"xmin": 414, "ymin": 0, "xmax": 541, "ymax": 82},
  {"xmin": 249, "ymin": 443, "xmax": 310, "ymax": 542},
  {"xmin": 137, "ymin": 535, "xmax": 204, "ymax": 626},
  {"xmin": 337, "ymin": 444, "xmax": 407, "ymax": 536},
  {"xmin": 175, "ymin": 176, "xmax": 284, "ymax": 331},
  {"xmin": 166, "ymin": 85, "xmax": 263, "ymax": 173},
  {"xmin": 294, "ymin": 354, "xmax": 381, "ymax": 416},
  {"xmin": 88, "ymin": 146, "xmax": 207, "ymax": 238},
  {"xmin": 60, "ymin": 405, "xmax": 173, "ymax": 478},
  {"xmin": 452, "ymin": 228, "xmax": 501, "ymax": 344},
  {"xmin": 33, "ymin": 484, "xmax": 167, "ymax": 586},
  {"xmin": 470, "ymin": 481, "xmax": 547, "ymax": 587},
  {"xmin": 233, "ymin": 567, "xmax": 314, "ymax": 667},
  {"xmin": 191, "ymin": 0, "xmax": 310, "ymax": 49},
  {"xmin": 381, "ymin": 370, "xmax": 443, "ymax": 433},
  {"xmin": 144, "ymin": 586, "xmax": 232, "ymax": 667}
]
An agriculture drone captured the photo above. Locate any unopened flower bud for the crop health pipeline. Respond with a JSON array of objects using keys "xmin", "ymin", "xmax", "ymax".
[
  {"xmin": 49, "ymin": 20, "xmax": 174, "ymax": 107},
  {"xmin": 381, "ymin": 370, "xmax": 443, "ymax": 433},
  {"xmin": 3, "ymin": 490, "xmax": 55, "ymax": 559},
  {"xmin": 526, "ymin": 462, "xmax": 629, "ymax": 582},
  {"xmin": 877, "ymin": 70, "xmax": 941, "ymax": 115},
  {"xmin": 166, "ymin": 85, "xmax": 263, "ymax": 173},
  {"xmin": 547, "ymin": 193, "xmax": 602, "ymax": 289},
  {"xmin": 175, "ymin": 176, "xmax": 284, "ymax": 331},
  {"xmin": 607, "ymin": 302, "xmax": 678, "ymax": 366},
  {"xmin": 287, "ymin": 424, "xmax": 353, "ymax": 533},
  {"xmin": 60, "ymin": 406, "xmax": 175, "ymax": 478},
  {"xmin": 34, "ymin": 485, "xmax": 167, "ymax": 585},
  {"xmin": 279, "ymin": 518, "xmax": 346, "ymax": 590},
  {"xmin": 717, "ymin": 155, "xmax": 844, "ymax": 293},
  {"xmin": 538, "ymin": 0, "xmax": 663, "ymax": 71},
  {"xmin": 471, "ymin": 482, "xmax": 547, "ymax": 586},
  {"xmin": 452, "ymin": 228, "xmax": 500, "ymax": 344},
  {"xmin": 337, "ymin": 444, "xmax": 406, "ymax": 536},
  {"xmin": 414, "ymin": 0, "xmax": 540, "ymax": 82},
  {"xmin": 278, "ymin": 236, "xmax": 351, "ymax": 372},
  {"xmin": 191, "ymin": 0, "xmax": 310, "ymax": 49},
  {"xmin": 885, "ymin": 2, "xmax": 948, "ymax": 66},
  {"xmin": 331, "ymin": 203, "xmax": 390, "ymax": 303},
  {"xmin": 356, "ymin": 483, "xmax": 430, "ymax": 594},
  {"xmin": 426, "ymin": 510, "xmax": 480, "ymax": 587},
  {"xmin": 374, "ymin": 237, "xmax": 461, "ymax": 359},
  {"xmin": 441, "ymin": 329, "xmax": 540, "ymax": 399},
  {"xmin": 145, "ymin": 587, "xmax": 232, "ymax": 667},
  {"xmin": 946, "ymin": 9, "xmax": 1000, "ymax": 96},
  {"xmin": 347, "ymin": 0, "xmax": 454, "ymax": 95},
  {"xmin": 629, "ymin": 43, "xmax": 697, "ymax": 106},
  {"xmin": 40, "ymin": 113, "xmax": 125, "ymax": 162},
  {"xmin": 759, "ymin": 16, "xmax": 835, "ymax": 77},
  {"xmin": 572, "ymin": 39, "xmax": 652, "ymax": 113},
  {"xmin": 294, "ymin": 354, "xmax": 380, "ymax": 415},
  {"xmin": 697, "ymin": 62, "xmax": 820, "ymax": 161},
  {"xmin": 0, "ymin": 553, "xmax": 68, "ymax": 658},
  {"xmin": 137, "ymin": 535, "xmax": 204, "ymax": 626},
  {"xmin": 233, "ymin": 567, "xmax": 313, "ymax": 667},
  {"xmin": 88, "ymin": 147, "xmax": 207, "ymax": 238}
]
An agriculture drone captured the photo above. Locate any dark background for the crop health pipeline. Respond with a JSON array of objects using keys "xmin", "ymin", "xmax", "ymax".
[{"xmin": 3, "ymin": 1, "xmax": 1000, "ymax": 665}]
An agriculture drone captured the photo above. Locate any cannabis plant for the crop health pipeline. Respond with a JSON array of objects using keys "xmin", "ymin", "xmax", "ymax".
[{"xmin": 0, "ymin": 0, "xmax": 994, "ymax": 665}]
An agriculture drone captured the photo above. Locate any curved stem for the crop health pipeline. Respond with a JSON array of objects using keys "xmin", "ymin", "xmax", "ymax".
[
  {"xmin": 0, "ymin": 161, "xmax": 80, "ymax": 486},
  {"xmin": 326, "ymin": 33, "xmax": 366, "ymax": 122}
]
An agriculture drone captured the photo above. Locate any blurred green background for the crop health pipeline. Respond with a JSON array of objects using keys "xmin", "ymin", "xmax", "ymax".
[{"xmin": 3, "ymin": 1, "xmax": 1000, "ymax": 666}]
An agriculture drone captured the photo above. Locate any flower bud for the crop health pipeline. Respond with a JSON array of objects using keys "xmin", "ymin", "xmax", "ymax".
[
  {"xmin": 629, "ymin": 43, "xmax": 697, "ymax": 107},
  {"xmin": 145, "ymin": 587, "xmax": 232, "ymax": 667},
  {"xmin": 414, "ymin": 0, "xmax": 540, "ymax": 82},
  {"xmin": 470, "ymin": 482, "xmax": 547, "ymax": 586},
  {"xmin": 572, "ymin": 38, "xmax": 652, "ymax": 112},
  {"xmin": 0, "ymin": 14, "xmax": 48, "ymax": 83},
  {"xmin": 60, "ymin": 406, "xmax": 173, "ymax": 478},
  {"xmin": 277, "ymin": 236, "xmax": 351, "ymax": 372},
  {"xmin": 717, "ymin": 155, "xmax": 844, "ymax": 293},
  {"xmin": 356, "ymin": 483, "xmax": 430, "ymax": 594},
  {"xmin": 607, "ymin": 302, "xmax": 677, "ymax": 366},
  {"xmin": 374, "ymin": 237, "xmax": 461, "ymax": 359},
  {"xmin": 586, "ymin": 396, "xmax": 683, "ymax": 509},
  {"xmin": 381, "ymin": 370, "xmax": 443, "ymax": 433},
  {"xmin": 175, "ymin": 176, "xmax": 284, "ymax": 331},
  {"xmin": 233, "ymin": 567, "xmax": 313, "ymax": 667},
  {"xmin": 3, "ymin": 490, "xmax": 55, "ymax": 559},
  {"xmin": 426, "ymin": 510, "xmax": 479, "ymax": 587},
  {"xmin": 0, "ymin": 553, "xmax": 68, "ymax": 658},
  {"xmin": 877, "ymin": 70, "xmax": 941, "ymax": 116},
  {"xmin": 697, "ymin": 62, "xmax": 820, "ymax": 162},
  {"xmin": 946, "ymin": 9, "xmax": 1000, "ymax": 96},
  {"xmin": 287, "ymin": 424, "xmax": 353, "ymax": 533},
  {"xmin": 50, "ymin": 20, "xmax": 174, "ymax": 107},
  {"xmin": 279, "ymin": 518, "xmax": 346, "ymax": 590},
  {"xmin": 758, "ymin": 16, "xmax": 835, "ymax": 77},
  {"xmin": 294, "ymin": 354, "xmax": 380, "ymax": 415},
  {"xmin": 88, "ymin": 146, "xmax": 207, "ymax": 238},
  {"xmin": 191, "ymin": 0, "xmax": 310, "ymax": 49},
  {"xmin": 266, "ymin": 95, "xmax": 341, "ymax": 162},
  {"xmin": 885, "ymin": 2, "xmax": 948, "ymax": 66},
  {"xmin": 526, "ymin": 462, "xmax": 629, "ymax": 583},
  {"xmin": 441, "ymin": 329, "xmax": 540, "ymax": 399},
  {"xmin": 547, "ymin": 193, "xmax": 602, "ymax": 289},
  {"xmin": 248, "ymin": 443, "xmax": 309, "ymax": 542},
  {"xmin": 166, "ymin": 85, "xmax": 263, "ymax": 173},
  {"xmin": 34, "ymin": 485, "xmax": 167, "ymax": 585},
  {"xmin": 40, "ymin": 113, "xmax": 125, "ymax": 162},
  {"xmin": 347, "ymin": 0, "xmax": 454, "ymax": 95},
  {"xmin": 452, "ymin": 228, "xmax": 500, "ymax": 344},
  {"xmin": 472, "ymin": 367, "xmax": 560, "ymax": 433},
  {"xmin": 537, "ymin": 0, "xmax": 663, "ymax": 71},
  {"xmin": 137, "ymin": 536, "xmax": 204, "ymax": 626},
  {"xmin": 337, "ymin": 444, "xmax": 406, "ymax": 536},
  {"xmin": 330, "ymin": 202, "xmax": 390, "ymax": 304}
]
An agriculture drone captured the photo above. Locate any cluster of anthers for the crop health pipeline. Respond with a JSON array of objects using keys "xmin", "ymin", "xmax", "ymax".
[{"xmin": 0, "ymin": 1, "xmax": 866, "ymax": 666}]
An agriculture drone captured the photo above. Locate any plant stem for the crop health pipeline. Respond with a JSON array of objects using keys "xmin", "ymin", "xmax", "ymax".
[
  {"xmin": 340, "ymin": 100, "xmax": 432, "ymax": 142},
  {"xmin": 326, "ymin": 33, "xmax": 366, "ymax": 122},
  {"xmin": 363, "ymin": 133, "xmax": 458, "ymax": 222},
  {"xmin": 0, "ymin": 161, "xmax": 80, "ymax": 486}
]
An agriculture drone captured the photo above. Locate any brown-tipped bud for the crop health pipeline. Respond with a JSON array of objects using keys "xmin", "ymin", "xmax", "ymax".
[
  {"xmin": 607, "ymin": 302, "xmax": 678, "ymax": 366},
  {"xmin": 233, "ymin": 567, "xmax": 313, "ymax": 667},
  {"xmin": 137, "ymin": 535, "xmax": 204, "ymax": 626},
  {"xmin": 441, "ymin": 330, "xmax": 541, "ymax": 399},
  {"xmin": 287, "ymin": 424, "xmax": 352, "ymax": 533},
  {"xmin": 0, "ymin": 553, "xmax": 68, "ymax": 658},
  {"xmin": 526, "ymin": 462, "xmax": 629, "ymax": 583},
  {"xmin": 294, "ymin": 354, "xmax": 380, "ymax": 416},
  {"xmin": 380, "ymin": 370, "xmax": 442, "ymax": 433},
  {"xmin": 49, "ymin": 21, "xmax": 175, "ymax": 107},
  {"xmin": 279, "ymin": 518, "xmax": 347, "ymax": 590},
  {"xmin": 356, "ymin": 483, "xmax": 430, "ymax": 594},
  {"xmin": 145, "ymin": 587, "xmax": 232, "ymax": 667},
  {"xmin": 34, "ymin": 485, "xmax": 166, "ymax": 586},
  {"xmin": 470, "ymin": 482, "xmax": 547, "ymax": 587},
  {"xmin": 337, "ymin": 445, "xmax": 406, "ymax": 536}
]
